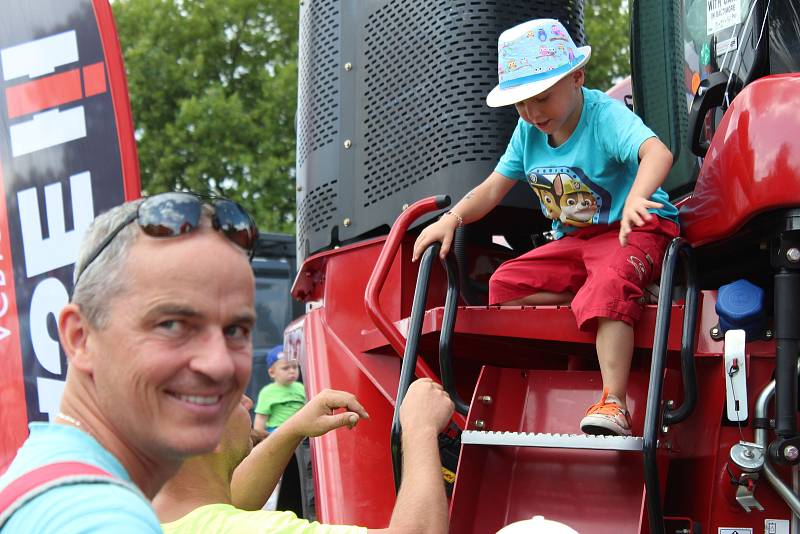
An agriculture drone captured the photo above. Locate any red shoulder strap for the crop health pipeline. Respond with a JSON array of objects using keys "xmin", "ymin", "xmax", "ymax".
[{"xmin": 0, "ymin": 461, "xmax": 123, "ymax": 527}]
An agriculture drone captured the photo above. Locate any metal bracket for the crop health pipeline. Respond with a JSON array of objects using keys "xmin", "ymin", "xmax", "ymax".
[
  {"xmin": 735, "ymin": 472, "xmax": 765, "ymax": 512},
  {"xmin": 724, "ymin": 329, "xmax": 748, "ymax": 421}
]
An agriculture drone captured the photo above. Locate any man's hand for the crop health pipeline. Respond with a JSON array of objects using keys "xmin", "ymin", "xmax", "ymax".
[
  {"xmin": 399, "ymin": 378, "xmax": 454, "ymax": 434},
  {"xmin": 619, "ymin": 195, "xmax": 663, "ymax": 246},
  {"xmin": 282, "ymin": 389, "xmax": 370, "ymax": 439},
  {"xmin": 412, "ymin": 216, "xmax": 460, "ymax": 262}
]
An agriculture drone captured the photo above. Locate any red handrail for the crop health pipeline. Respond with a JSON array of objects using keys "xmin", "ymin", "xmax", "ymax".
[{"xmin": 364, "ymin": 195, "xmax": 450, "ymax": 373}]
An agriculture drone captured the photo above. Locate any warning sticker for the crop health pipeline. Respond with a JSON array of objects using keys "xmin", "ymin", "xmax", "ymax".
[
  {"xmin": 707, "ymin": 0, "xmax": 742, "ymax": 35},
  {"xmin": 718, "ymin": 528, "xmax": 752, "ymax": 534},
  {"xmin": 765, "ymin": 518, "xmax": 790, "ymax": 534}
]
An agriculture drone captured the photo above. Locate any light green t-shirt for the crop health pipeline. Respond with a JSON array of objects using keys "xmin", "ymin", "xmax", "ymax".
[
  {"xmin": 254, "ymin": 381, "xmax": 307, "ymax": 430},
  {"xmin": 161, "ymin": 504, "xmax": 367, "ymax": 534}
]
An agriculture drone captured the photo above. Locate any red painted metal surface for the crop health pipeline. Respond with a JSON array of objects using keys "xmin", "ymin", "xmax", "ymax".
[
  {"xmin": 450, "ymin": 367, "xmax": 677, "ymax": 533},
  {"xmin": 681, "ymin": 74, "xmax": 800, "ymax": 246}
]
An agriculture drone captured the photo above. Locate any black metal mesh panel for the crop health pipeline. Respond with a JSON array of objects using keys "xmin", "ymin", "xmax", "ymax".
[
  {"xmin": 296, "ymin": 179, "xmax": 339, "ymax": 250},
  {"xmin": 296, "ymin": 0, "xmax": 340, "ymax": 168}
]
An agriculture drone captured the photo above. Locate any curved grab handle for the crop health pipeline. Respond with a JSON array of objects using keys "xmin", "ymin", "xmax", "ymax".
[
  {"xmin": 642, "ymin": 237, "xmax": 699, "ymax": 534},
  {"xmin": 364, "ymin": 195, "xmax": 450, "ymax": 357}
]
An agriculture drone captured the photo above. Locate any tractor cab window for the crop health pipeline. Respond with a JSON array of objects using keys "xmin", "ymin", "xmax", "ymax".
[
  {"xmin": 631, "ymin": 0, "xmax": 780, "ymax": 200},
  {"xmin": 682, "ymin": 0, "xmax": 769, "ymax": 161}
]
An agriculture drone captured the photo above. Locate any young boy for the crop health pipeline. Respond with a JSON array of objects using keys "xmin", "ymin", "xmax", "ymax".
[
  {"xmin": 254, "ymin": 345, "xmax": 307, "ymax": 433},
  {"xmin": 413, "ymin": 18, "xmax": 679, "ymax": 437}
]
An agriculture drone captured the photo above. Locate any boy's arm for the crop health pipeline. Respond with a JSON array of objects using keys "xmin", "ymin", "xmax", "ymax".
[
  {"xmin": 619, "ymin": 137, "xmax": 673, "ymax": 246},
  {"xmin": 231, "ymin": 389, "xmax": 369, "ymax": 511},
  {"xmin": 253, "ymin": 413, "xmax": 268, "ymax": 431},
  {"xmin": 412, "ymin": 171, "xmax": 517, "ymax": 261}
]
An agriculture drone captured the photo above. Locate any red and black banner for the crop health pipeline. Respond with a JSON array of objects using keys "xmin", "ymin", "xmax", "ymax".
[{"xmin": 0, "ymin": 0, "xmax": 140, "ymax": 468}]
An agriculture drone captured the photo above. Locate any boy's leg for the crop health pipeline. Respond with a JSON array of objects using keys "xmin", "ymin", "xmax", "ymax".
[
  {"xmin": 595, "ymin": 317, "xmax": 634, "ymax": 408},
  {"xmin": 575, "ymin": 218, "xmax": 678, "ymax": 436},
  {"xmin": 501, "ymin": 291, "xmax": 574, "ymax": 306},
  {"xmin": 489, "ymin": 238, "xmax": 586, "ymax": 305}
]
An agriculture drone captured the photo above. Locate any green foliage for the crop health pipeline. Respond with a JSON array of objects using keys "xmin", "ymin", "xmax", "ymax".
[
  {"xmin": 584, "ymin": 0, "xmax": 630, "ymax": 91},
  {"xmin": 113, "ymin": 0, "xmax": 298, "ymax": 232}
]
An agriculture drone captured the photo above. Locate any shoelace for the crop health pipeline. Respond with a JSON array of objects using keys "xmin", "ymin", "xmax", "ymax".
[{"xmin": 585, "ymin": 388, "xmax": 630, "ymax": 422}]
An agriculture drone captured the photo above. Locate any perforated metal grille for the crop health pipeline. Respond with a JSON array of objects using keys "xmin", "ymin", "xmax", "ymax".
[
  {"xmin": 297, "ymin": 0, "xmax": 340, "ymax": 168},
  {"xmin": 360, "ymin": 0, "xmax": 584, "ymax": 207},
  {"xmin": 297, "ymin": 180, "xmax": 339, "ymax": 247}
]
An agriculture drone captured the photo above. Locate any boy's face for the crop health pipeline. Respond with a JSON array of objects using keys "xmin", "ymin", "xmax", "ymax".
[
  {"xmin": 514, "ymin": 70, "xmax": 584, "ymax": 139},
  {"xmin": 269, "ymin": 358, "xmax": 299, "ymax": 385}
]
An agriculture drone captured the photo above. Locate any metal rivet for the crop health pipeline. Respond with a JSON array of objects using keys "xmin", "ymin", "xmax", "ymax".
[
  {"xmin": 662, "ymin": 425, "xmax": 669, "ymax": 434},
  {"xmin": 666, "ymin": 399, "xmax": 675, "ymax": 408},
  {"xmin": 343, "ymin": 218, "xmax": 352, "ymax": 227},
  {"xmin": 343, "ymin": 139, "xmax": 352, "ymax": 149},
  {"xmin": 474, "ymin": 420, "xmax": 485, "ymax": 430},
  {"xmin": 478, "ymin": 395, "xmax": 493, "ymax": 404},
  {"xmin": 788, "ymin": 248, "xmax": 800, "ymax": 263},
  {"xmin": 711, "ymin": 327, "xmax": 720, "ymax": 337},
  {"xmin": 785, "ymin": 445, "xmax": 799, "ymax": 461},
  {"xmin": 344, "ymin": 62, "xmax": 352, "ymax": 71},
  {"xmin": 296, "ymin": 185, "xmax": 303, "ymax": 192},
  {"xmin": 765, "ymin": 329, "xmax": 774, "ymax": 340},
  {"xmin": 401, "ymin": 203, "xmax": 409, "ymax": 211}
]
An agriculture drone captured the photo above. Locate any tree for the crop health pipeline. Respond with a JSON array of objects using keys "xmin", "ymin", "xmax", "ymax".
[
  {"xmin": 113, "ymin": 0, "xmax": 298, "ymax": 232},
  {"xmin": 584, "ymin": 0, "xmax": 630, "ymax": 91}
]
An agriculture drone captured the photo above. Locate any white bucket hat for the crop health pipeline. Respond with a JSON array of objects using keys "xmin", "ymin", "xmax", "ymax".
[
  {"xmin": 496, "ymin": 515, "xmax": 580, "ymax": 534},
  {"xmin": 486, "ymin": 18, "xmax": 591, "ymax": 108}
]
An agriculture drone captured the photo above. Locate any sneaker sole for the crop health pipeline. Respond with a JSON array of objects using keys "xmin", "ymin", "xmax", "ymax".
[{"xmin": 580, "ymin": 423, "xmax": 630, "ymax": 437}]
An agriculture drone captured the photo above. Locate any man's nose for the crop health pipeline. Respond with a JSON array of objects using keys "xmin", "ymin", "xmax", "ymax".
[{"xmin": 190, "ymin": 331, "xmax": 237, "ymax": 381}]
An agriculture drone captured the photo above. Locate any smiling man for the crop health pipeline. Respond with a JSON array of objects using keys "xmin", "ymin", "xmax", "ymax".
[{"xmin": 0, "ymin": 193, "xmax": 258, "ymax": 532}]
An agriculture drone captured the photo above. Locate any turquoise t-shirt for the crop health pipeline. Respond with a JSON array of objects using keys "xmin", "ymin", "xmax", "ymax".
[
  {"xmin": 495, "ymin": 87, "xmax": 679, "ymax": 239},
  {"xmin": 255, "ymin": 381, "xmax": 307, "ymax": 430},
  {"xmin": 0, "ymin": 423, "xmax": 162, "ymax": 533}
]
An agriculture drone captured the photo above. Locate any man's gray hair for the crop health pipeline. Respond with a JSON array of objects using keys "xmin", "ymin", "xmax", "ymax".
[
  {"xmin": 71, "ymin": 198, "xmax": 218, "ymax": 327},
  {"xmin": 71, "ymin": 199, "xmax": 144, "ymax": 327}
]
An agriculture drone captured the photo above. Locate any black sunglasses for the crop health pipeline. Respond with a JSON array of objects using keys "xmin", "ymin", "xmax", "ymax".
[{"xmin": 73, "ymin": 192, "xmax": 258, "ymax": 288}]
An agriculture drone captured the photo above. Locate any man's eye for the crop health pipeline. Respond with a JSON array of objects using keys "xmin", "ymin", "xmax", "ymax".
[
  {"xmin": 224, "ymin": 325, "xmax": 250, "ymax": 340},
  {"xmin": 158, "ymin": 320, "xmax": 182, "ymax": 331}
]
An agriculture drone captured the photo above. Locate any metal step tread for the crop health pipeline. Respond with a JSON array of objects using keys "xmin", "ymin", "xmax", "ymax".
[{"xmin": 461, "ymin": 430, "xmax": 645, "ymax": 451}]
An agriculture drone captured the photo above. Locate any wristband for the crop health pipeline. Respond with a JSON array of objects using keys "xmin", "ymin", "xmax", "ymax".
[{"xmin": 442, "ymin": 210, "xmax": 464, "ymax": 227}]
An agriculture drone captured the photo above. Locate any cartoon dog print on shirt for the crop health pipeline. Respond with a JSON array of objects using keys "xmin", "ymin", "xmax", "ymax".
[{"xmin": 526, "ymin": 167, "xmax": 610, "ymax": 228}]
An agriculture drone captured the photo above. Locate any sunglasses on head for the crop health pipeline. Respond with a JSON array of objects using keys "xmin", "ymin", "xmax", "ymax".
[{"xmin": 73, "ymin": 192, "xmax": 258, "ymax": 288}]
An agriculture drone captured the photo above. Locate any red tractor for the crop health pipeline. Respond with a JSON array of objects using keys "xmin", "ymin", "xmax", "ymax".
[{"xmin": 290, "ymin": 0, "xmax": 800, "ymax": 532}]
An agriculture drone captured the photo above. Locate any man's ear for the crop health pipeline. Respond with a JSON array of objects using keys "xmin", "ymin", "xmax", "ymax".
[{"xmin": 58, "ymin": 303, "xmax": 95, "ymax": 373}]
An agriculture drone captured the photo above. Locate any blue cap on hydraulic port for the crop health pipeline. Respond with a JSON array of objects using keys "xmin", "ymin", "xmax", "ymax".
[{"xmin": 715, "ymin": 279, "xmax": 766, "ymax": 339}]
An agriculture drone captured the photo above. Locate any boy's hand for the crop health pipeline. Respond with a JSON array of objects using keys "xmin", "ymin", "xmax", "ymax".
[
  {"xmin": 620, "ymin": 196, "xmax": 663, "ymax": 246},
  {"xmin": 412, "ymin": 215, "xmax": 460, "ymax": 261},
  {"xmin": 283, "ymin": 389, "xmax": 370, "ymax": 439}
]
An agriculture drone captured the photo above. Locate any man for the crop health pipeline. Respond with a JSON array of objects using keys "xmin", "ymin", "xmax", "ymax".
[
  {"xmin": 0, "ymin": 193, "xmax": 258, "ymax": 532},
  {"xmin": 154, "ymin": 378, "xmax": 454, "ymax": 533}
]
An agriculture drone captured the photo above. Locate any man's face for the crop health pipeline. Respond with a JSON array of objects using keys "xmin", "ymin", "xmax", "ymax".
[
  {"xmin": 89, "ymin": 226, "xmax": 255, "ymax": 458},
  {"xmin": 269, "ymin": 359, "xmax": 299, "ymax": 386}
]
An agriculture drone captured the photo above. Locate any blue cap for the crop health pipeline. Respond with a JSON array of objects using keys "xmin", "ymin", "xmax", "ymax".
[
  {"xmin": 716, "ymin": 279, "xmax": 766, "ymax": 338},
  {"xmin": 266, "ymin": 345, "xmax": 285, "ymax": 369}
]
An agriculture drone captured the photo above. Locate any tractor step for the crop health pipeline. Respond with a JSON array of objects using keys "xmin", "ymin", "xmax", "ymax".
[{"xmin": 462, "ymin": 430, "xmax": 645, "ymax": 451}]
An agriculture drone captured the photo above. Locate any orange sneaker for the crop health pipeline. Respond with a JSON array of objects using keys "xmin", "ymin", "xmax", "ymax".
[{"xmin": 580, "ymin": 389, "xmax": 632, "ymax": 436}]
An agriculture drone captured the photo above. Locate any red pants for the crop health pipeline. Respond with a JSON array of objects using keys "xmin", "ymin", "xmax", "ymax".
[{"xmin": 489, "ymin": 217, "xmax": 679, "ymax": 330}]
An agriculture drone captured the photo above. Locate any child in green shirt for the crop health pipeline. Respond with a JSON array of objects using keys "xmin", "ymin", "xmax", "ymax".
[{"xmin": 254, "ymin": 345, "xmax": 307, "ymax": 433}]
